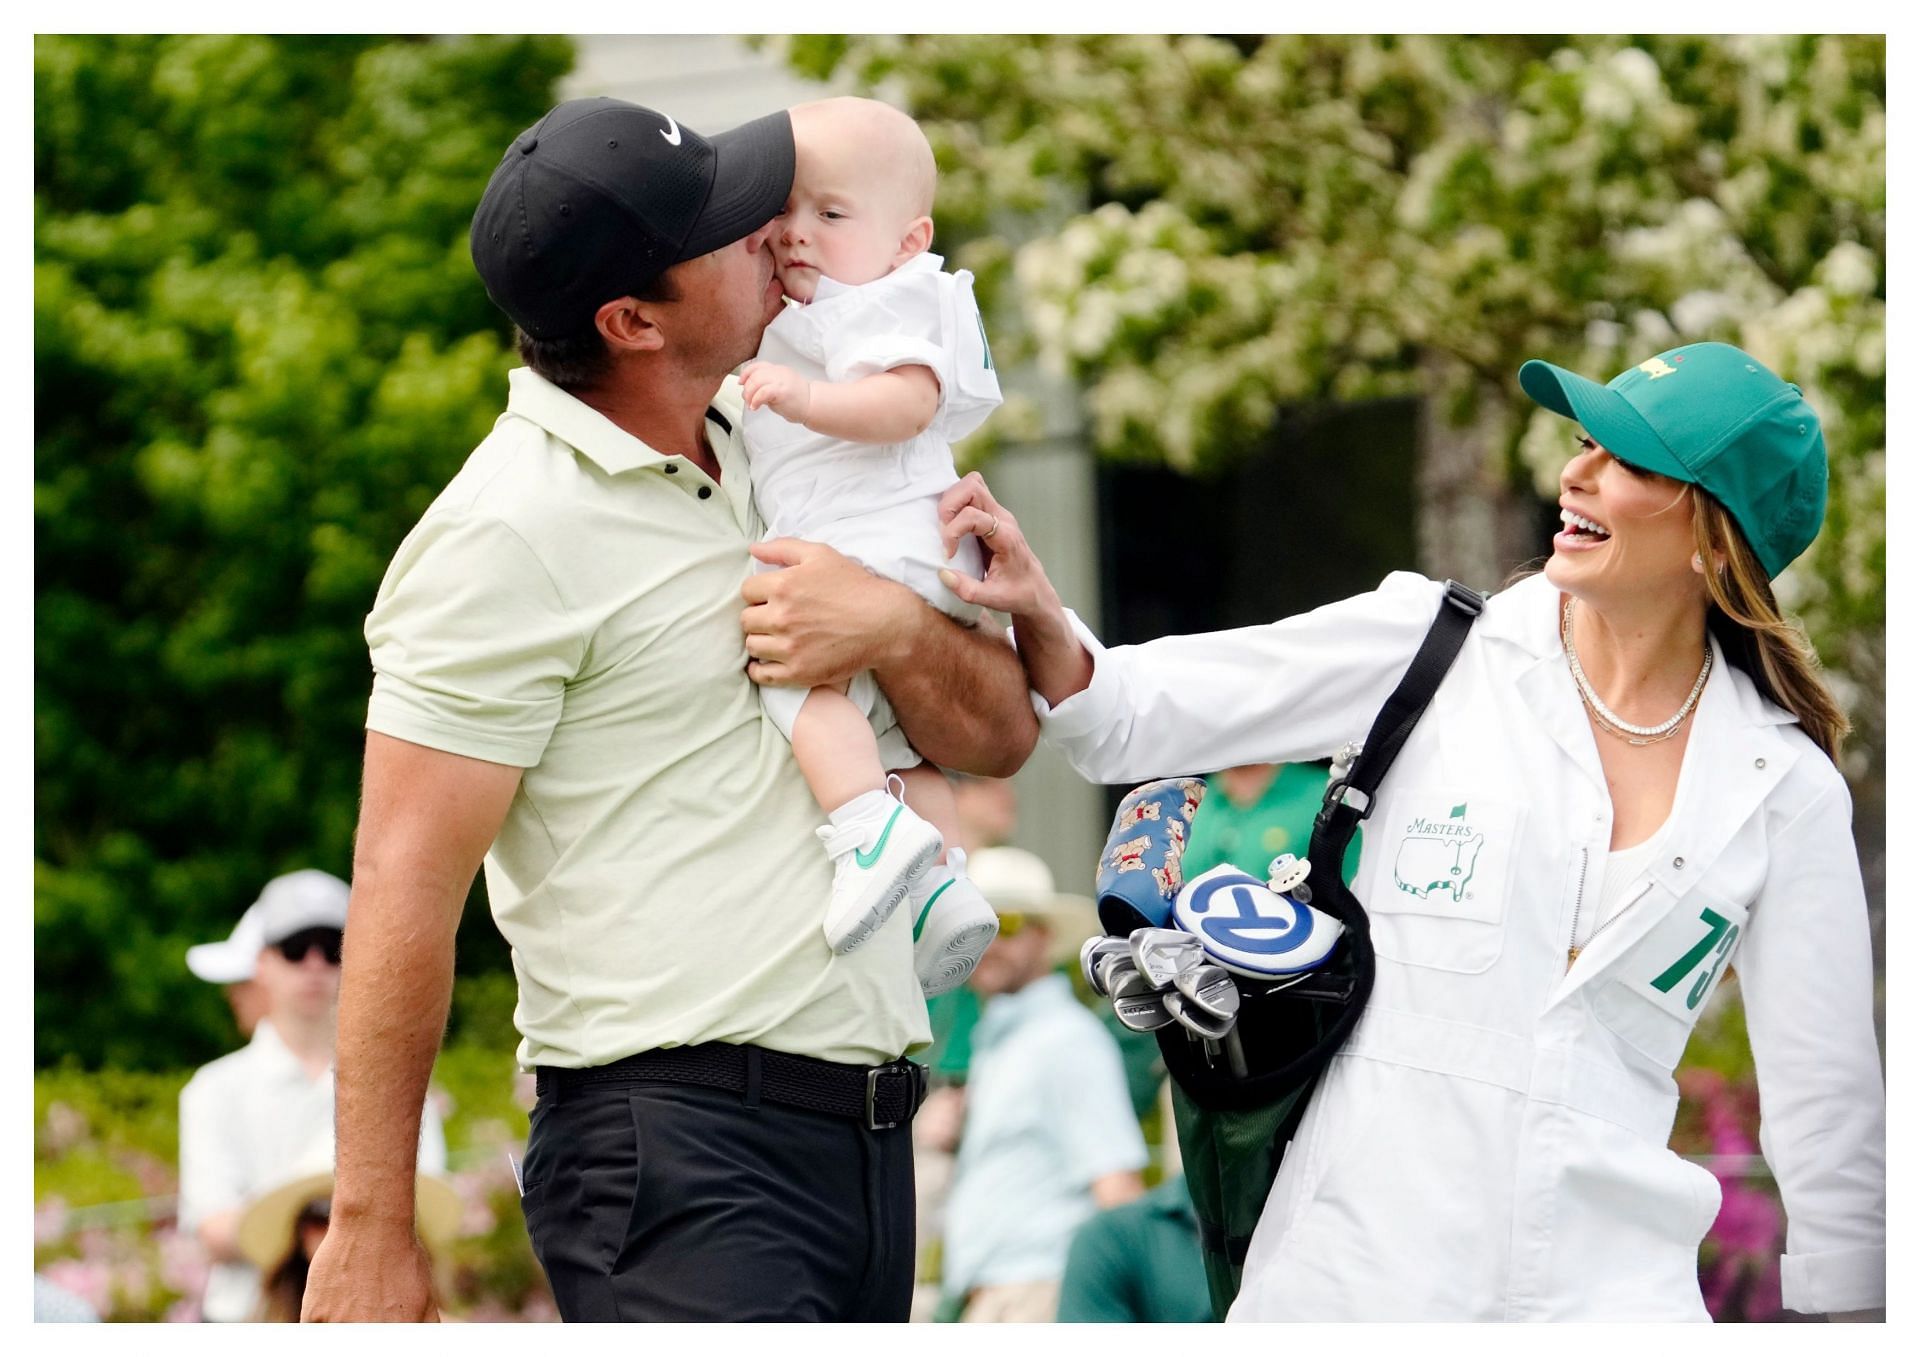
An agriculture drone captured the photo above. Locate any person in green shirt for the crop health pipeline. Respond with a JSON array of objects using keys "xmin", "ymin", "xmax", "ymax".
[
  {"xmin": 1056, "ymin": 1175, "xmax": 1214, "ymax": 1323},
  {"xmin": 1182, "ymin": 763, "xmax": 1362, "ymax": 884}
]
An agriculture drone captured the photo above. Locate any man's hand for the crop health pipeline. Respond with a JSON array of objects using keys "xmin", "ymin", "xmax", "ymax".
[
  {"xmin": 913, "ymin": 1085, "xmax": 966, "ymax": 1154},
  {"xmin": 304, "ymin": 733, "xmax": 518, "ymax": 1322},
  {"xmin": 301, "ymin": 1216, "xmax": 438, "ymax": 1322},
  {"xmin": 742, "ymin": 537, "xmax": 916, "ymax": 688},
  {"xmin": 741, "ymin": 536, "xmax": 1036, "ymax": 776},
  {"xmin": 740, "ymin": 361, "xmax": 813, "ymax": 425}
]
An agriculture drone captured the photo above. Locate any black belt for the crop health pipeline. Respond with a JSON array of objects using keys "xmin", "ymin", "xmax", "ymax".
[{"xmin": 534, "ymin": 1042, "xmax": 927, "ymax": 1132}]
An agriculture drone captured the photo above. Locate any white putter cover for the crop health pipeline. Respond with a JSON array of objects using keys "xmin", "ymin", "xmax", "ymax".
[{"xmin": 1171, "ymin": 864, "xmax": 1345, "ymax": 980}]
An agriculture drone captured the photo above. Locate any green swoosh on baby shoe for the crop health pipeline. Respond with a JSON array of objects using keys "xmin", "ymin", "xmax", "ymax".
[
  {"xmin": 854, "ymin": 806, "xmax": 904, "ymax": 870},
  {"xmin": 912, "ymin": 879, "xmax": 957, "ymax": 942}
]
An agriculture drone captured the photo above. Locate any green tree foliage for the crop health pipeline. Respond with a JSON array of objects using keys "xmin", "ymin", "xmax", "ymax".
[
  {"xmin": 36, "ymin": 36, "xmax": 573, "ymax": 1069},
  {"xmin": 785, "ymin": 35, "xmax": 1884, "ymax": 737}
]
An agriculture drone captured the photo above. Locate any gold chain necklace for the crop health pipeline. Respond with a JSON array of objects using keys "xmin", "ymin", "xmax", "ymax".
[{"xmin": 1561, "ymin": 599, "xmax": 1712, "ymax": 747}]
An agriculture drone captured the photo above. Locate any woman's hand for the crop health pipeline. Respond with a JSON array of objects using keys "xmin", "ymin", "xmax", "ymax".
[
  {"xmin": 937, "ymin": 473, "xmax": 1094, "ymax": 708},
  {"xmin": 936, "ymin": 473, "xmax": 1060, "ymax": 622}
]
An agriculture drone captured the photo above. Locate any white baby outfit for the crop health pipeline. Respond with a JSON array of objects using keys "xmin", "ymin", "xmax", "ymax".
[{"xmin": 744, "ymin": 251, "xmax": 1003, "ymax": 767}]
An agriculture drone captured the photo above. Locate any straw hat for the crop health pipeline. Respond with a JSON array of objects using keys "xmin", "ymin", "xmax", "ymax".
[
  {"xmin": 966, "ymin": 847, "xmax": 1101, "ymax": 967},
  {"xmin": 235, "ymin": 1161, "xmax": 462, "ymax": 1274}
]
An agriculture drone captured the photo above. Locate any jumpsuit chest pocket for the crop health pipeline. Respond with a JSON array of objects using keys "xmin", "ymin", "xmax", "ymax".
[
  {"xmin": 1591, "ymin": 887, "xmax": 1750, "ymax": 1069},
  {"xmin": 1361, "ymin": 790, "xmax": 1520, "ymax": 974}
]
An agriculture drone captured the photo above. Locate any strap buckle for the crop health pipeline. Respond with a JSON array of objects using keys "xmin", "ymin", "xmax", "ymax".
[
  {"xmin": 1320, "ymin": 778, "xmax": 1372, "ymax": 819},
  {"xmin": 1443, "ymin": 578, "xmax": 1487, "ymax": 616},
  {"xmin": 865, "ymin": 1063, "xmax": 920, "ymax": 1131}
]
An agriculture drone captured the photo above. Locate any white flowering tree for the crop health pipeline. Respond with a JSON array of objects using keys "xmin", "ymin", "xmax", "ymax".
[{"xmin": 784, "ymin": 33, "xmax": 1884, "ymax": 778}]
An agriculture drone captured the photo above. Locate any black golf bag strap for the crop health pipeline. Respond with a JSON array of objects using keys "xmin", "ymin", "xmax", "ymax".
[
  {"xmin": 1196, "ymin": 1217, "xmax": 1254, "ymax": 1266},
  {"xmin": 1313, "ymin": 579, "xmax": 1484, "ymax": 852},
  {"xmin": 1162, "ymin": 580, "xmax": 1485, "ymax": 1114}
]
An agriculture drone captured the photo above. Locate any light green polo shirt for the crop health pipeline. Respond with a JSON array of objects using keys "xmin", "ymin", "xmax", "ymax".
[{"xmin": 365, "ymin": 367, "xmax": 930, "ymax": 1069}]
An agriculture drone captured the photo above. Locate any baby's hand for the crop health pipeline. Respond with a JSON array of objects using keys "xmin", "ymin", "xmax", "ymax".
[{"xmin": 740, "ymin": 361, "xmax": 813, "ymax": 425}]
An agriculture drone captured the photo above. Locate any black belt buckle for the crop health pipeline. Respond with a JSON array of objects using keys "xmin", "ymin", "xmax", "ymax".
[{"xmin": 864, "ymin": 1062, "xmax": 917, "ymax": 1131}]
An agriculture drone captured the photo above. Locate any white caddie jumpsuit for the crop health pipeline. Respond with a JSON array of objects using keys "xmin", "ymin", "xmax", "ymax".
[{"xmin": 1035, "ymin": 571, "xmax": 1885, "ymax": 1320}]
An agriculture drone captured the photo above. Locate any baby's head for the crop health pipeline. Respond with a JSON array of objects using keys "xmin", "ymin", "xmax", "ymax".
[{"xmin": 774, "ymin": 97, "xmax": 936, "ymax": 302}]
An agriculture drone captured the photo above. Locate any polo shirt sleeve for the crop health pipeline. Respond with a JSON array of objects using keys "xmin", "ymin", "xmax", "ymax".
[
  {"xmin": 365, "ymin": 511, "xmax": 586, "ymax": 768},
  {"xmin": 818, "ymin": 268, "xmax": 1003, "ymax": 442},
  {"xmin": 1045, "ymin": 1014, "xmax": 1150, "ymax": 1188},
  {"xmin": 176, "ymin": 1070, "xmax": 244, "ymax": 1231}
]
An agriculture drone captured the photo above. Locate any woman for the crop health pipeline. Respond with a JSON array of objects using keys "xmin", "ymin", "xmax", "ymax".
[
  {"xmin": 236, "ymin": 1165, "xmax": 461, "ymax": 1321},
  {"xmin": 935, "ymin": 341, "xmax": 1884, "ymax": 1321}
]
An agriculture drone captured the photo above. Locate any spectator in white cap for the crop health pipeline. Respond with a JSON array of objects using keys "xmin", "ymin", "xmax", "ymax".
[
  {"xmin": 186, "ymin": 902, "xmax": 269, "ymax": 1038},
  {"xmin": 177, "ymin": 870, "xmax": 447, "ymax": 1322}
]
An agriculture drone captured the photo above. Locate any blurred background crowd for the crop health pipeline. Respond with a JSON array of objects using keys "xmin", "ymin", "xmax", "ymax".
[{"xmin": 35, "ymin": 34, "xmax": 1883, "ymax": 1322}]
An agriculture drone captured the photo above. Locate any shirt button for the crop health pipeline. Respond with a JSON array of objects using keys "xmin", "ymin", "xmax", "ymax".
[
  {"xmin": 664, "ymin": 463, "xmax": 679, "ymax": 475},
  {"xmin": 1754, "ymin": 757, "xmax": 1766, "ymax": 769},
  {"xmin": 1672, "ymin": 856, "xmax": 1686, "ymax": 870},
  {"xmin": 697, "ymin": 486, "xmax": 713, "ymax": 500}
]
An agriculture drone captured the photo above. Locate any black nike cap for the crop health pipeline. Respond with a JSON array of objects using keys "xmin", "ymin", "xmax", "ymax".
[{"xmin": 470, "ymin": 97, "xmax": 794, "ymax": 340}]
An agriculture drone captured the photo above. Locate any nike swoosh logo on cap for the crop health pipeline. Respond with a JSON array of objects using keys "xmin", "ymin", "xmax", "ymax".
[{"xmin": 659, "ymin": 115, "xmax": 682, "ymax": 147}]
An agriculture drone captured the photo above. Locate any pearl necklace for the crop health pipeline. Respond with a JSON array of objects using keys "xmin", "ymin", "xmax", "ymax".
[{"xmin": 1561, "ymin": 599, "xmax": 1712, "ymax": 746}]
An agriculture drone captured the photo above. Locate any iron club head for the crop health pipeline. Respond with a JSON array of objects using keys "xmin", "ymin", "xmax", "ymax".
[
  {"xmin": 1080, "ymin": 936, "xmax": 1131, "ymax": 996},
  {"xmin": 1164, "ymin": 990, "xmax": 1236, "ymax": 1041},
  {"xmin": 1109, "ymin": 965, "xmax": 1162, "ymax": 1002},
  {"xmin": 1112, "ymin": 989, "xmax": 1177, "ymax": 1032},
  {"xmin": 1173, "ymin": 964, "xmax": 1241, "ymax": 1023},
  {"xmin": 1097, "ymin": 951, "xmax": 1140, "ymax": 997},
  {"xmin": 1130, "ymin": 927, "xmax": 1204, "ymax": 991}
]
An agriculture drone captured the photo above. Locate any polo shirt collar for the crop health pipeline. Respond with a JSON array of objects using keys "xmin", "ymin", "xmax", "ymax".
[
  {"xmin": 975, "ymin": 972, "xmax": 1074, "ymax": 1049},
  {"xmin": 811, "ymin": 250, "xmax": 943, "ymax": 306},
  {"xmin": 246, "ymin": 1018, "xmax": 322, "ymax": 1081},
  {"xmin": 507, "ymin": 366, "xmax": 675, "ymax": 477}
]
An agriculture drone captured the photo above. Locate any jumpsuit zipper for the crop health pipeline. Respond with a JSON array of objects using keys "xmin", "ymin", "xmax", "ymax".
[
  {"xmin": 1567, "ymin": 876, "xmax": 1655, "ymax": 971},
  {"xmin": 1565, "ymin": 848, "xmax": 1590, "ymax": 969}
]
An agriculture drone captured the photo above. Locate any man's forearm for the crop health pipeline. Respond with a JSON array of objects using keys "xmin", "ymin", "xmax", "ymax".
[
  {"xmin": 196, "ymin": 1211, "xmax": 243, "ymax": 1263},
  {"xmin": 328, "ymin": 864, "xmax": 463, "ymax": 1225},
  {"xmin": 874, "ymin": 603, "xmax": 1037, "ymax": 777},
  {"xmin": 330, "ymin": 734, "xmax": 519, "ymax": 1226}
]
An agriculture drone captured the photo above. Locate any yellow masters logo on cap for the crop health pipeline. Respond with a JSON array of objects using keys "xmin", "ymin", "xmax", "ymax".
[{"xmin": 1638, "ymin": 356, "xmax": 1679, "ymax": 379}]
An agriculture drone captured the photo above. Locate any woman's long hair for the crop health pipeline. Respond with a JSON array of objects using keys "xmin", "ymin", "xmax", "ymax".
[
  {"xmin": 1693, "ymin": 492, "xmax": 1850, "ymax": 762},
  {"xmin": 257, "ymin": 1202, "xmax": 326, "ymax": 1322}
]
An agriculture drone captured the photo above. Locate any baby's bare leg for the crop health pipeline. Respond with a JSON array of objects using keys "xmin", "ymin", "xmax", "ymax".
[
  {"xmin": 791, "ymin": 685, "xmax": 886, "ymax": 813},
  {"xmin": 894, "ymin": 762, "xmax": 962, "ymax": 864}
]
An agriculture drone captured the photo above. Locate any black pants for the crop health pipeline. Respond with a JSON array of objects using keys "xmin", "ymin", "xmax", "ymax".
[{"xmin": 519, "ymin": 1062, "xmax": 916, "ymax": 1321}]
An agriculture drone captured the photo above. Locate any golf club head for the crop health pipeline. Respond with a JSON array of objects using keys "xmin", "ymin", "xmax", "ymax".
[
  {"xmin": 1097, "ymin": 951, "xmax": 1140, "ymax": 997},
  {"xmin": 1112, "ymin": 988, "xmax": 1176, "ymax": 1032},
  {"xmin": 1109, "ymin": 965, "xmax": 1162, "ymax": 1002},
  {"xmin": 1164, "ymin": 989, "xmax": 1236, "ymax": 1042},
  {"xmin": 1174, "ymin": 964, "xmax": 1242, "ymax": 1023},
  {"xmin": 1130, "ymin": 927, "xmax": 1203, "ymax": 991},
  {"xmin": 1080, "ymin": 936, "xmax": 1131, "ymax": 997}
]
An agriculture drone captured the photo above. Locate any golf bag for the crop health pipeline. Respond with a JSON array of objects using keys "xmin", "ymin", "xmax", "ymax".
[{"xmin": 1105, "ymin": 580, "xmax": 1484, "ymax": 1319}]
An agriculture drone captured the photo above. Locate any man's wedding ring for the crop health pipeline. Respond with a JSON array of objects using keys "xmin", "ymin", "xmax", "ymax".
[{"xmin": 983, "ymin": 515, "xmax": 999, "ymax": 539}]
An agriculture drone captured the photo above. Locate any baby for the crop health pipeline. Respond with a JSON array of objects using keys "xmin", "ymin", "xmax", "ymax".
[{"xmin": 741, "ymin": 97, "xmax": 1000, "ymax": 994}]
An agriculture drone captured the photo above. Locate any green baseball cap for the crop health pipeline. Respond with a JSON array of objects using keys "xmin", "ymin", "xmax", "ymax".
[{"xmin": 1518, "ymin": 341, "xmax": 1828, "ymax": 579}]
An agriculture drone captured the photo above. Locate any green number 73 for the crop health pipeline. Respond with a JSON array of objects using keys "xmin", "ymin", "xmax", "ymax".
[{"xmin": 1650, "ymin": 907, "xmax": 1742, "ymax": 1011}]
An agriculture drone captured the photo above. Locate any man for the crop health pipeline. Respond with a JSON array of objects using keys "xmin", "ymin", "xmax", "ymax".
[
  {"xmin": 186, "ymin": 901, "xmax": 269, "ymax": 1038},
  {"xmin": 303, "ymin": 98, "xmax": 1035, "ymax": 1322},
  {"xmin": 177, "ymin": 870, "xmax": 447, "ymax": 1323},
  {"xmin": 933, "ymin": 848, "xmax": 1147, "ymax": 1323}
]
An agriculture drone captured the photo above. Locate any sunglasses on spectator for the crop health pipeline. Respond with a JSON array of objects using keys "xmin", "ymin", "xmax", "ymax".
[
  {"xmin": 994, "ymin": 912, "xmax": 1029, "ymax": 938},
  {"xmin": 274, "ymin": 927, "xmax": 343, "ymax": 965}
]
